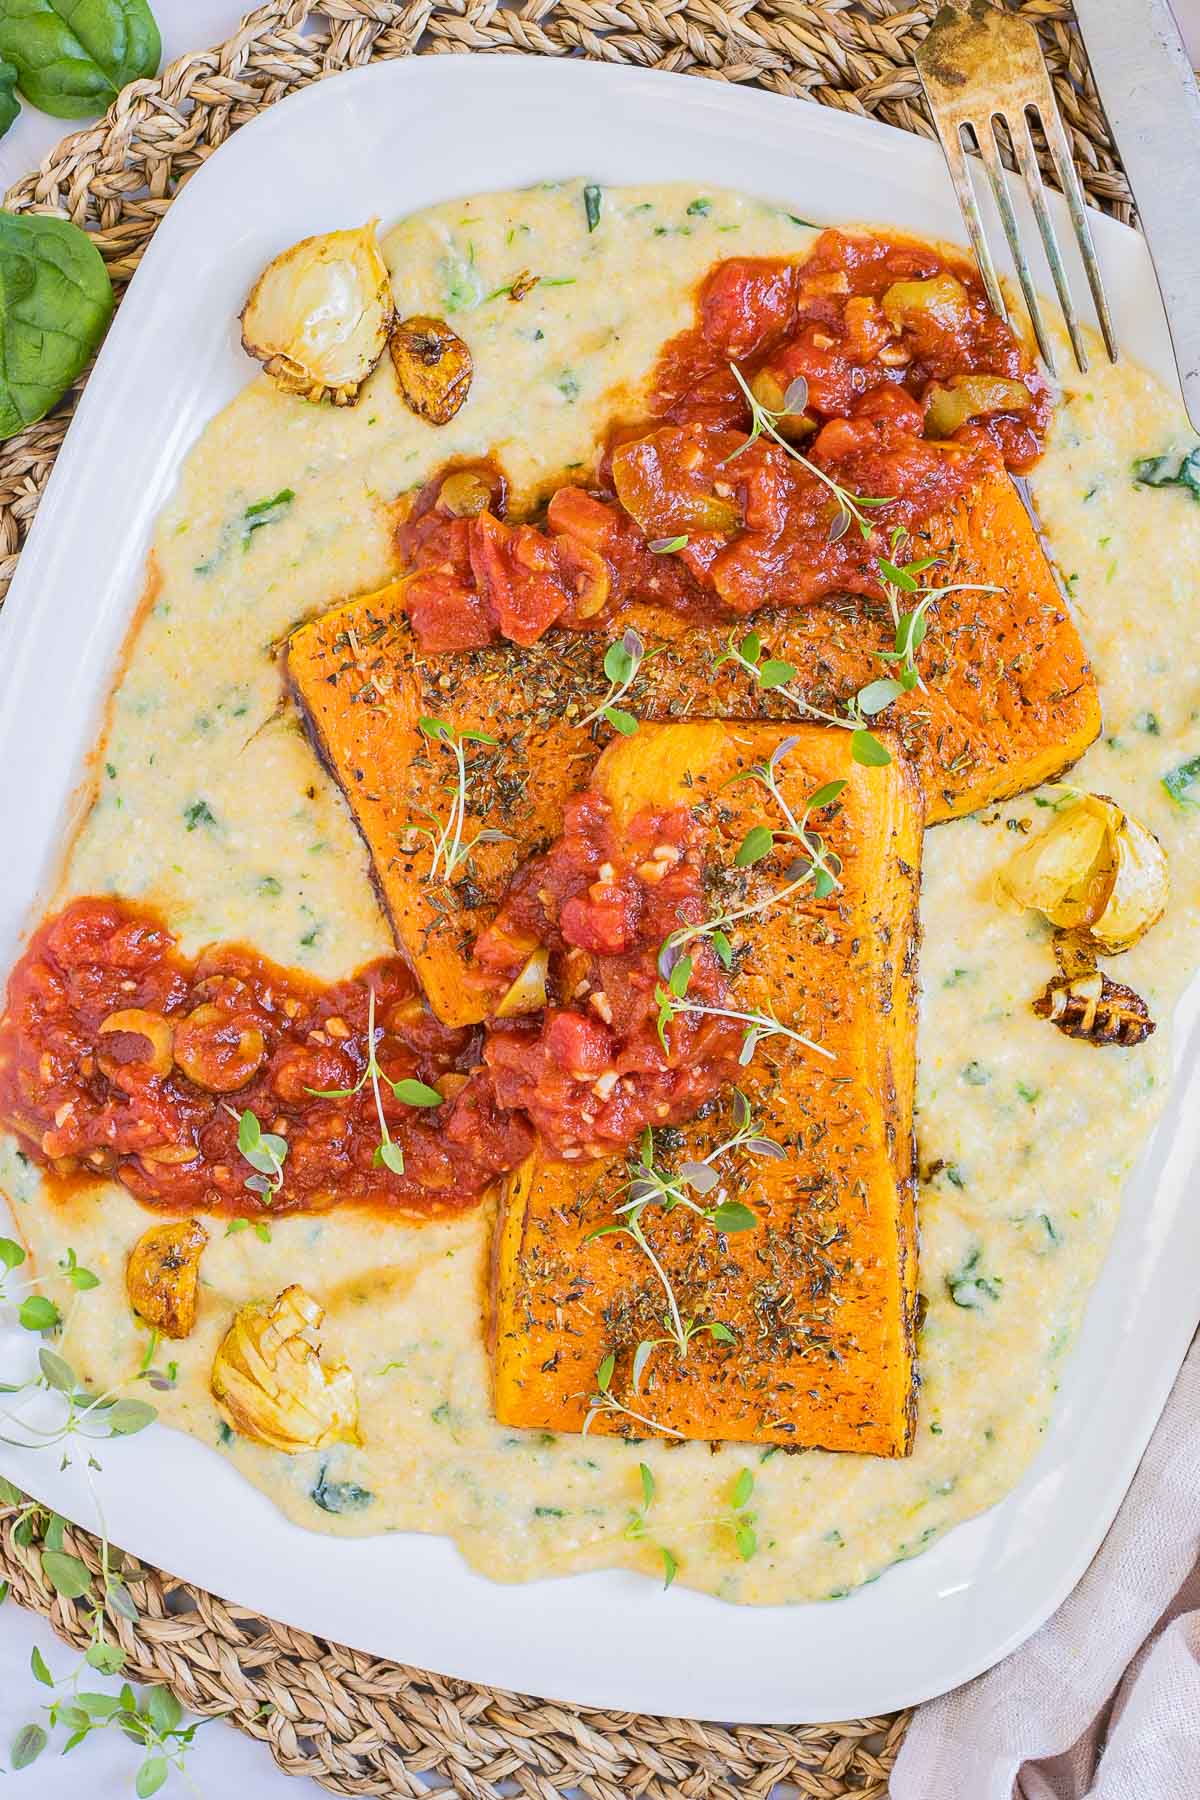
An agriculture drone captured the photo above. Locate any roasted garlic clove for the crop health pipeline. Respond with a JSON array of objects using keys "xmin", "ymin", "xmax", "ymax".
[
  {"xmin": 241, "ymin": 222, "xmax": 394, "ymax": 406},
  {"xmin": 127, "ymin": 1217, "xmax": 209, "ymax": 1338},
  {"xmin": 211, "ymin": 1285, "xmax": 360, "ymax": 1453},
  {"xmin": 389, "ymin": 315, "xmax": 473, "ymax": 425},
  {"xmin": 994, "ymin": 793, "xmax": 1169, "ymax": 954},
  {"xmin": 493, "ymin": 947, "xmax": 549, "ymax": 1019},
  {"xmin": 1033, "ymin": 971, "xmax": 1155, "ymax": 1048}
]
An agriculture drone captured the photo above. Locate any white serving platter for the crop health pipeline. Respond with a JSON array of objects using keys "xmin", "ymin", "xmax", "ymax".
[{"xmin": 0, "ymin": 54, "xmax": 1198, "ymax": 1725}]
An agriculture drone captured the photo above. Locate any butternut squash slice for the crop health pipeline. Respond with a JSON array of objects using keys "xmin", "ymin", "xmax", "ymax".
[
  {"xmin": 285, "ymin": 468, "xmax": 1096, "ymax": 1024},
  {"xmin": 491, "ymin": 721, "xmax": 923, "ymax": 1455}
]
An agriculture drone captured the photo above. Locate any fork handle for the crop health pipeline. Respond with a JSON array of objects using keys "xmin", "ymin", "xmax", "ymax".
[{"xmin": 1073, "ymin": 0, "xmax": 1200, "ymax": 431}]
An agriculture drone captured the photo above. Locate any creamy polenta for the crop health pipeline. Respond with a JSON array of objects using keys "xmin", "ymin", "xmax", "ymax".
[{"xmin": 1, "ymin": 181, "xmax": 1198, "ymax": 1605}]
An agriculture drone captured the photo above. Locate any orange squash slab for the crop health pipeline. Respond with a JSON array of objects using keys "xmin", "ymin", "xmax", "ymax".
[
  {"xmin": 285, "ymin": 468, "xmax": 1095, "ymax": 1025},
  {"xmin": 491, "ymin": 721, "xmax": 923, "ymax": 1455}
]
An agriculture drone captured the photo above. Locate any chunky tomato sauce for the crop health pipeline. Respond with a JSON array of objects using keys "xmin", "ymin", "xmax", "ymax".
[
  {"xmin": 0, "ymin": 798, "xmax": 745, "ymax": 1209},
  {"xmin": 396, "ymin": 229, "xmax": 1051, "ymax": 653},
  {"xmin": 0, "ymin": 899, "xmax": 532, "ymax": 1217},
  {"xmin": 475, "ymin": 793, "xmax": 742, "ymax": 1158}
]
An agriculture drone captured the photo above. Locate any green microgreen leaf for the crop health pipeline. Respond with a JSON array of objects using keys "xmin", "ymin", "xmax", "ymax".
[
  {"xmin": 376, "ymin": 1139, "xmax": 406, "ymax": 1176},
  {"xmin": 1163, "ymin": 753, "xmax": 1200, "ymax": 808},
  {"xmin": 18, "ymin": 1295, "xmax": 60, "ymax": 1333},
  {"xmin": 856, "ymin": 677, "xmax": 905, "ymax": 717},
  {"xmin": 41, "ymin": 1550, "xmax": 91, "ymax": 1599},
  {"xmin": 11, "ymin": 1722, "xmax": 46, "ymax": 1769},
  {"xmin": 711, "ymin": 1201, "xmax": 757, "ymax": 1233},
  {"xmin": 38, "ymin": 1348, "xmax": 74, "ymax": 1392},
  {"xmin": 391, "ymin": 1079, "xmax": 443, "ymax": 1108},
  {"xmin": 851, "ymin": 729, "xmax": 892, "ymax": 767},
  {"xmin": 107, "ymin": 1398, "xmax": 157, "ymax": 1436},
  {"xmin": 734, "ymin": 824, "xmax": 774, "ymax": 867},
  {"xmin": 0, "ymin": 1236, "xmax": 25, "ymax": 1270},
  {"xmin": 584, "ymin": 184, "xmax": 602, "ymax": 231}
]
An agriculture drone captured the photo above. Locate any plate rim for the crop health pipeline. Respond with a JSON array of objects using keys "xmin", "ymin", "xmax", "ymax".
[{"xmin": 0, "ymin": 49, "xmax": 1195, "ymax": 1725}]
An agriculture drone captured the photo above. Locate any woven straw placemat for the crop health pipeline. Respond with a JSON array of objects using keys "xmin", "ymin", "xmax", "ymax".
[{"xmin": 0, "ymin": 3, "xmax": 1130, "ymax": 1793}]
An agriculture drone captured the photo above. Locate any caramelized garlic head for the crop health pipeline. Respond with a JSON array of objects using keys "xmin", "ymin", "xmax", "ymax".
[
  {"xmin": 211, "ymin": 1284, "xmax": 360, "ymax": 1452},
  {"xmin": 241, "ymin": 222, "xmax": 394, "ymax": 405},
  {"xmin": 995, "ymin": 793, "xmax": 1168, "ymax": 954}
]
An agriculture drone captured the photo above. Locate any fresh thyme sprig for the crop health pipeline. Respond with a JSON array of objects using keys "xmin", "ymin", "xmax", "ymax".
[
  {"xmin": 586, "ymin": 1096, "xmax": 784, "ymax": 1385},
  {"xmin": 716, "ymin": 537, "xmax": 1000, "ymax": 766},
  {"xmin": 873, "ymin": 532, "xmax": 998, "ymax": 695},
  {"xmin": 0, "ymin": 1245, "xmax": 220, "ymax": 1790},
  {"xmin": 578, "ymin": 628, "xmax": 653, "ymax": 735},
  {"xmin": 657, "ymin": 757, "xmax": 846, "ymax": 984},
  {"xmin": 716, "ymin": 628, "xmax": 894, "ymax": 767},
  {"xmin": 306, "ymin": 986, "xmax": 443, "ymax": 1175},
  {"xmin": 724, "ymin": 1467, "xmax": 758, "ymax": 1561},
  {"xmin": 17, "ymin": 1665, "xmax": 213, "ymax": 1792},
  {"xmin": 583, "ymin": 1353, "xmax": 685, "ymax": 1440},
  {"xmin": 725, "ymin": 746, "xmax": 845, "ymax": 898},
  {"xmin": 624, "ymin": 1462, "xmax": 679, "ymax": 1588},
  {"xmin": 409, "ymin": 715, "xmax": 506, "ymax": 883},
  {"xmin": 724, "ymin": 363, "xmax": 892, "ymax": 541},
  {"xmin": 226, "ymin": 1107, "xmax": 288, "ymax": 1200},
  {"xmin": 655, "ymin": 955, "xmax": 833, "ymax": 1068}
]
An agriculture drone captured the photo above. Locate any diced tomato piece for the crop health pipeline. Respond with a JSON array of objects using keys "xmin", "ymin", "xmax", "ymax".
[{"xmin": 699, "ymin": 259, "xmax": 797, "ymax": 359}]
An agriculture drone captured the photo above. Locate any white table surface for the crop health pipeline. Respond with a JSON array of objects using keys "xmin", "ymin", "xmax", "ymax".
[{"xmin": 1, "ymin": 2, "xmax": 1198, "ymax": 1794}]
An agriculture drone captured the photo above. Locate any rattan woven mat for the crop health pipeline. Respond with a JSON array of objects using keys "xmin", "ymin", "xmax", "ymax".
[{"xmin": 0, "ymin": 2, "xmax": 1130, "ymax": 1793}]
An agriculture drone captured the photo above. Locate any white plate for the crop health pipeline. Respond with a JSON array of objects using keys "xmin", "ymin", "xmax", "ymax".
[{"xmin": 0, "ymin": 55, "xmax": 1197, "ymax": 1725}]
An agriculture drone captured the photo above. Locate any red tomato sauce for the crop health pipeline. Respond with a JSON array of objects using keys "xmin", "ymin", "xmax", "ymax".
[
  {"xmin": 0, "ymin": 799, "xmax": 744, "ymax": 1210},
  {"xmin": 474, "ymin": 793, "xmax": 743, "ymax": 1158},
  {"xmin": 0, "ymin": 898, "xmax": 532, "ymax": 1218},
  {"xmin": 395, "ymin": 229, "xmax": 1050, "ymax": 653}
]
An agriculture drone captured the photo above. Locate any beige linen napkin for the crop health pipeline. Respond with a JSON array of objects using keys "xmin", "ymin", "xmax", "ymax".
[{"xmin": 890, "ymin": 1331, "xmax": 1200, "ymax": 1799}]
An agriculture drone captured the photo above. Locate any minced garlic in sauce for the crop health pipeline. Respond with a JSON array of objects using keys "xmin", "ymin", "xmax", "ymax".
[{"xmin": 2, "ymin": 182, "xmax": 1198, "ymax": 1605}]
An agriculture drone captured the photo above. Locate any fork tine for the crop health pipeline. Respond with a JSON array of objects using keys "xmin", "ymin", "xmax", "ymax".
[
  {"xmin": 942, "ymin": 123, "xmax": 1010, "ymax": 327},
  {"xmin": 1012, "ymin": 107, "xmax": 1089, "ymax": 374},
  {"xmin": 976, "ymin": 115, "xmax": 1058, "ymax": 374},
  {"xmin": 1034, "ymin": 101, "xmax": 1119, "ymax": 365}
]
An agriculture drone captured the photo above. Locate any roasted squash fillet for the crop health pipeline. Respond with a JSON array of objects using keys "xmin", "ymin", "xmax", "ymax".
[
  {"xmin": 491, "ymin": 722, "xmax": 923, "ymax": 1454},
  {"xmin": 285, "ymin": 467, "xmax": 1096, "ymax": 1026}
]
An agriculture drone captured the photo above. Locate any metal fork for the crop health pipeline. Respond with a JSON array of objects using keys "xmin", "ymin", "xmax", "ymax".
[{"xmin": 916, "ymin": 0, "xmax": 1117, "ymax": 376}]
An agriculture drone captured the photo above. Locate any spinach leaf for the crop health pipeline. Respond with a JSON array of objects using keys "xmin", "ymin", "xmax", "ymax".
[
  {"xmin": 1132, "ymin": 445, "xmax": 1200, "ymax": 501},
  {"xmin": 0, "ymin": 0, "xmax": 161, "ymax": 121},
  {"xmin": 310, "ymin": 1466, "xmax": 373, "ymax": 1515},
  {"xmin": 1163, "ymin": 753, "xmax": 1200, "ymax": 808},
  {"xmin": 0, "ymin": 58, "xmax": 18, "ymax": 135},
  {"xmin": 0, "ymin": 210, "xmax": 112, "ymax": 438},
  {"xmin": 946, "ymin": 1246, "xmax": 1001, "ymax": 1309}
]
